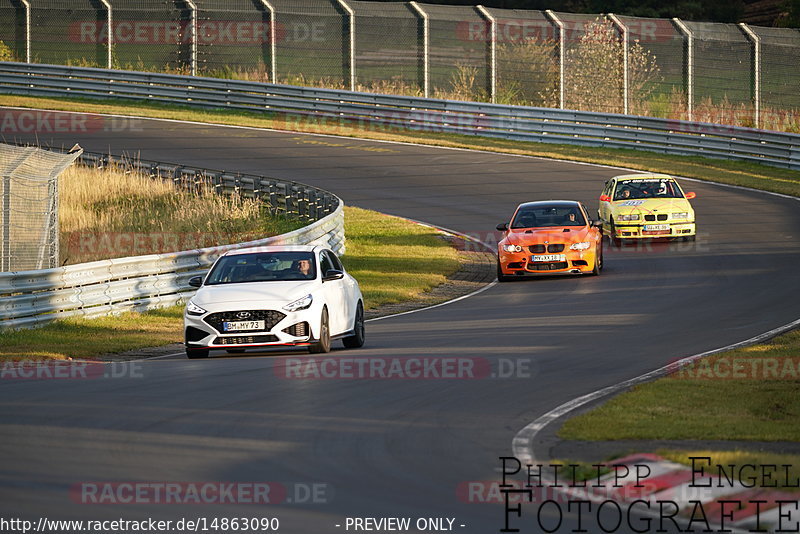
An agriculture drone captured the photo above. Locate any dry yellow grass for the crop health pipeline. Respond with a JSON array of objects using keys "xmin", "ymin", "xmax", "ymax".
[{"xmin": 59, "ymin": 164, "xmax": 301, "ymax": 264}]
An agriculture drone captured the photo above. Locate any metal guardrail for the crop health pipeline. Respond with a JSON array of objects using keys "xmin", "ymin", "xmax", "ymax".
[
  {"xmin": 1, "ymin": 62, "xmax": 799, "ymax": 170},
  {"xmin": 0, "ymin": 147, "xmax": 345, "ymax": 330}
]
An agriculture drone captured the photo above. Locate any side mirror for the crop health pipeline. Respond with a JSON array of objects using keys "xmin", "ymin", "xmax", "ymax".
[
  {"xmin": 323, "ymin": 269, "xmax": 344, "ymax": 282},
  {"xmin": 188, "ymin": 276, "xmax": 203, "ymax": 288},
  {"xmin": 496, "ymin": 223, "xmax": 509, "ymax": 232},
  {"xmin": 599, "ymin": 194, "xmax": 611, "ymax": 202},
  {"xmin": 592, "ymin": 220, "xmax": 603, "ymax": 228},
  {"xmin": 685, "ymin": 192, "xmax": 696, "ymax": 200}
]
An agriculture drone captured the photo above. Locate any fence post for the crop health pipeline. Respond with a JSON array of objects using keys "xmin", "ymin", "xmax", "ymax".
[
  {"xmin": 17, "ymin": 0, "xmax": 31, "ymax": 63},
  {"xmin": 335, "ymin": 0, "xmax": 356, "ymax": 91},
  {"xmin": 545, "ymin": 10, "xmax": 564, "ymax": 110},
  {"xmin": 184, "ymin": 0, "xmax": 198, "ymax": 76},
  {"xmin": 409, "ymin": 1, "xmax": 429, "ymax": 98},
  {"xmin": 260, "ymin": 1, "xmax": 277, "ymax": 83},
  {"xmin": 608, "ymin": 14, "xmax": 628, "ymax": 115},
  {"xmin": 476, "ymin": 5, "xmax": 495, "ymax": 104},
  {"xmin": 98, "ymin": 0, "xmax": 112, "ymax": 69},
  {"xmin": 739, "ymin": 23, "xmax": 761, "ymax": 129},
  {"xmin": 673, "ymin": 18, "xmax": 693, "ymax": 122}
]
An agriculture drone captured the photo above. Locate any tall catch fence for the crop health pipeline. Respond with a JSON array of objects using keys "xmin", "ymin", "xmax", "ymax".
[
  {"xmin": 0, "ymin": 1, "xmax": 798, "ymax": 130},
  {"xmin": 0, "ymin": 143, "xmax": 81, "ymax": 272}
]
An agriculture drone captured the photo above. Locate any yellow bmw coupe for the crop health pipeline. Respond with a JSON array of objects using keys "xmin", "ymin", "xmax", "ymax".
[{"xmin": 598, "ymin": 174, "xmax": 697, "ymax": 243}]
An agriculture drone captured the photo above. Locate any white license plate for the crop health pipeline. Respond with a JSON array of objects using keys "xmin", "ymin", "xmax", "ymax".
[
  {"xmin": 531, "ymin": 254, "xmax": 566, "ymax": 262},
  {"xmin": 643, "ymin": 224, "xmax": 669, "ymax": 231},
  {"xmin": 223, "ymin": 320, "xmax": 265, "ymax": 332}
]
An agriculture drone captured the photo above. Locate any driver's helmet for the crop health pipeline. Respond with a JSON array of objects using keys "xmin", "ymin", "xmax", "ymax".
[{"xmin": 657, "ymin": 182, "xmax": 668, "ymax": 195}]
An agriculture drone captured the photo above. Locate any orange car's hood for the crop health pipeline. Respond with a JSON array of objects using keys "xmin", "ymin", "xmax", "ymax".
[{"xmin": 506, "ymin": 227, "xmax": 591, "ymax": 244}]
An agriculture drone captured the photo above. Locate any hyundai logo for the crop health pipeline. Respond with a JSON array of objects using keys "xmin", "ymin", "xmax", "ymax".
[{"xmin": 236, "ymin": 311, "xmax": 251, "ymax": 319}]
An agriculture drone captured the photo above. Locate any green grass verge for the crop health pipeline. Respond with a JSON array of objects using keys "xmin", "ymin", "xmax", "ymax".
[
  {"xmin": 559, "ymin": 329, "xmax": 800, "ymax": 442},
  {"xmin": 1, "ymin": 94, "xmax": 799, "ymax": 197},
  {"xmin": 0, "ymin": 206, "xmax": 459, "ymax": 361}
]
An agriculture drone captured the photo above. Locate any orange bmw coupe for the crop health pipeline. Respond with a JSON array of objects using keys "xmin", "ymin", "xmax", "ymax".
[{"xmin": 496, "ymin": 200, "xmax": 604, "ymax": 281}]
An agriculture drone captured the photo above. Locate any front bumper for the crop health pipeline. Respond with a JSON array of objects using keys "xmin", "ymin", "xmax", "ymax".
[
  {"xmin": 612, "ymin": 221, "xmax": 696, "ymax": 239},
  {"xmin": 184, "ymin": 307, "xmax": 320, "ymax": 350},
  {"xmin": 499, "ymin": 249, "xmax": 598, "ymax": 276}
]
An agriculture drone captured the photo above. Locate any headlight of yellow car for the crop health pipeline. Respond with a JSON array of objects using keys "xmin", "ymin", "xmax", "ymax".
[
  {"xmin": 617, "ymin": 214, "xmax": 640, "ymax": 221},
  {"xmin": 672, "ymin": 212, "xmax": 690, "ymax": 219}
]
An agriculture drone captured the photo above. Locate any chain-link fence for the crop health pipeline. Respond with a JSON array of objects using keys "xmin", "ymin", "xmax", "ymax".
[
  {"xmin": 0, "ymin": 1, "xmax": 798, "ymax": 131},
  {"xmin": 0, "ymin": 143, "xmax": 82, "ymax": 271}
]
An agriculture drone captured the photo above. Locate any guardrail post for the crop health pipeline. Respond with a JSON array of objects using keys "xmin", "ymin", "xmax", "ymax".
[
  {"xmin": 409, "ymin": 1, "xmax": 429, "ymax": 98},
  {"xmin": 673, "ymin": 18, "xmax": 693, "ymax": 122},
  {"xmin": 545, "ymin": 10, "xmax": 565, "ymax": 110},
  {"xmin": 608, "ymin": 14, "xmax": 628, "ymax": 115},
  {"xmin": 476, "ymin": 5, "xmax": 496, "ymax": 104},
  {"xmin": 98, "ymin": 0, "xmax": 113, "ymax": 69},
  {"xmin": 260, "ymin": 1, "xmax": 277, "ymax": 83},
  {"xmin": 184, "ymin": 0, "xmax": 198, "ymax": 76},
  {"xmin": 335, "ymin": 0, "xmax": 356, "ymax": 91},
  {"xmin": 739, "ymin": 23, "xmax": 761, "ymax": 129}
]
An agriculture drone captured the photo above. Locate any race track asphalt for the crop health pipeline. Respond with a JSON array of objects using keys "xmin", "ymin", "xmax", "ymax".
[{"xmin": 2, "ymin": 112, "xmax": 799, "ymax": 533}]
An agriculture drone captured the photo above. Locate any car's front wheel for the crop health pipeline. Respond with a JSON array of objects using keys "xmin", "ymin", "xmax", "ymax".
[
  {"xmin": 497, "ymin": 260, "xmax": 510, "ymax": 282},
  {"xmin": 591, "ymin": 243, "xmax": 603, "ymax": 275},
  {"xmin": 186, "ymin": 347, "xmax": 209, "ymax": 359},
  {"xmin": 343, "ymin": 302, "xmax": 365, "ymax": 349},
  {"xmin": 609, "ymin": 218, "xmax": 620, "ymax": 246},
  {"xmin": 309, "ymin": 308, "xmax": 331, "ymax": 354}
]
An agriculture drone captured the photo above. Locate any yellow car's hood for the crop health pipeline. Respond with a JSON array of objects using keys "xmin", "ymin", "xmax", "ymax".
[{"xmin": 612, "ymin": 197, "xmax": 692, "ymax": 215}]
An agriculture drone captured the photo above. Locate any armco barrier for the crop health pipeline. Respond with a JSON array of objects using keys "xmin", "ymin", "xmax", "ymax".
[
  {"xmin": 0, "ymin": 147, "xmax": 344, "ymax": 331},
  {"xmin": 1, "ymin": 62, "xmax": 799, "ymax": 170}
]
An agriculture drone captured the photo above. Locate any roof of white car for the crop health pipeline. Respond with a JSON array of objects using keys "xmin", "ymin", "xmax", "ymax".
[{"xmin": 222, "ymin": 244, "xmax": 320, "ymax": 257}]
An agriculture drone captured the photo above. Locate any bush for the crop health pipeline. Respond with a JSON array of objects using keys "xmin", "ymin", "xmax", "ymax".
[
  {"xmin": 497, "ymin": 39, "xmax": 559, "ymax": 107},
  {"xmin": 0, "ymin": 40, "xmax": 14, "ymax": 62}
]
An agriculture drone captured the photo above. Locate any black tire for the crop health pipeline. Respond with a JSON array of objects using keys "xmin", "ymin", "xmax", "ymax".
[
  {"xmin": 497, "ymin": 260, "xmax": 510, "ymax": 282},
  {"xmin": 226, "ymin": 348, "xmax": 246, "ymax": 354},
  {"xmin": 309, "ymin": 308, "xmax": 331, "ymax": 354},
  {"xmin": 609, "ymin": 218, "xmax": 620, "ymax": 246},
  {"xmin": 186, "ymin": 347, "xmax": 209, "ymax": 359},
  {"xmin": 684, "ymin": 234, "xmax": 696, "ymax": 242},
  {"xmin": 343, "ymin": 302, "xmax": 366, "ymax": 349},
  {"xmin": 591, "ymin": 242, "xmax": 603, "ymax": 275}
]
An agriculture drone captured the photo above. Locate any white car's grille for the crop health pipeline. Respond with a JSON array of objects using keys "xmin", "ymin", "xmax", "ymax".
[{"xmin": 204, "ymin": 310, "xmax": 285, "ymax": 333}]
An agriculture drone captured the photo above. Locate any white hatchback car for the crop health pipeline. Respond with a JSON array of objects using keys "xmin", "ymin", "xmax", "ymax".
[{"xmin": 183, "ymin": 245, "xmax": 364, "ymax": 358}]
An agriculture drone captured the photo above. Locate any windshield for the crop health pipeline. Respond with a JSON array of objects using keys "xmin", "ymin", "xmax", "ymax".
[
  {"xmin": 511, "ymin": 205, "xmax": 586, "ymax": 228},
  {"xmin": 614, "ymin": 179, "xmax": 683, "ymax": 200},
  {"xmin": 205, "ymin": 252, "xmax": 317, "ymax": 285}
]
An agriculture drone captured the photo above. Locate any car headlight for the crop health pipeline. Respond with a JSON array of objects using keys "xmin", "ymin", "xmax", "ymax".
[
  {"xmin": 617, "ymin": 214, "xmax": 640, "ymax": 221},
  {"xmin": 283, "ymin": 294, "xmax": 313, "ymax": 312},
  {"xmin": 569, "ymin": 242, "xmax": 591, "ymax": 251},
  {"xmin": 672, "ymin": 212, "xmax": 690, "ymax": 219},
  {"xmin": 186, "ymin": 301, "xmax": 207, "ymax": 316},
  {"xmin": 503, "ymin": 244, "xmax": 523, "ymax": 253}
]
